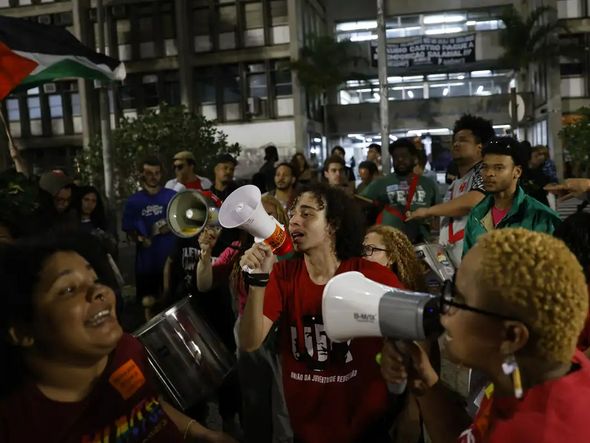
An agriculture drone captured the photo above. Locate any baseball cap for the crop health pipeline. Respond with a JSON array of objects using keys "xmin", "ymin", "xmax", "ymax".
[{"xmin": 173, "ymin": 151, "xmax": 196, "ymax": 162}]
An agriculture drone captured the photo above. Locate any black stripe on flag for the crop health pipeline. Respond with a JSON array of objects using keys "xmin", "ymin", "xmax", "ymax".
[{"xmin": 0, "ymin": 15, "xmax": 120, "ymax": 70}]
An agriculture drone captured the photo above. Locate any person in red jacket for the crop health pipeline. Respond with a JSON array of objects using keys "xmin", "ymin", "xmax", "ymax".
[
  {"xmin": 239, "ymin": 183, "xmax": 402, "ymax": 443},
  {"xmin": 0, "ymin": 235, "xmax": 235, "ymax": 443},
  {"xmin": 381, "ymin": 228, "xmax": 590, "ymax": 443}
]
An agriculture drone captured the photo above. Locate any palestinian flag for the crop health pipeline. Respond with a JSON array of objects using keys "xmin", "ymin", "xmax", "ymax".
[{"xmin": 0, "ymin": 15, "xmax": 125, "ymax": 100}]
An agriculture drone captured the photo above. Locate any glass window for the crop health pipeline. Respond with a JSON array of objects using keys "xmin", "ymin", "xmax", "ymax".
[
  {"xmin": 193, "ymin": 7, "xmax": 211, "ymax": 35},
  {"xmin": 557, "ymin": 0, "xmax": 583, "ymax": 19},
  {"xmin": 270, "ymin": 0, "xmax": 288, "ymax": 25},
  {"xmin": 71, "ymin": 93, "xmax": 81, "ymax": 116},
  {"xmin": 116, "ymin": 19, "xmax": 131, "ymax": 44},
  {"xmin": 6, "ymin": 98, "xmax": 19, "ymax": 122},
  {"xmin": 221, "ymin": 65, "xmax": 241, "ymax": 103},
  {"xmin": 120, "ymin": 81, "xmax": 138, "ymax": 109},
  {"xmin": 143, "ymin": 83, "xmax": 159, "ymax": 107},
  {"xmin": 273, "ymin": 62, "xmax": 292, "ymax": 96},
  {"xmin": 27, "ymin": 97, "xmax": 41, "ymax": 119},
  {"xmin": 163, "ymin": 72, "xmax": 180, "ymax": 106},
  {"xmin": 219, "ymin": 5, "xmax": 237, "ymax": 32},
  {"xmin": 244, "ymin": 2, "xmax": 263, "ymax": 29},
  {"xmin": 0, "ymin": 0, "xmax": 10, "ymax": 7},
  {"xmin": 48, "ymin": 95, "xmax": 63, "ymax": 118},
  {"xmin": 196, "ymin": 67, "xmax": 217, "ymax": 104},
  {"xmin": 139, "ymin": 16, "xmax": 152, "ymax": 41},
  {"xmin": 162, "ymin": 13, "xmax": 175, "ymax": 39}
]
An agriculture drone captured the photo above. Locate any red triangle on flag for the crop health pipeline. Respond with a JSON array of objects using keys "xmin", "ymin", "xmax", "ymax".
[{"xmin": 0, "ymin": 41, "xmax": 38, "ymax": 100}]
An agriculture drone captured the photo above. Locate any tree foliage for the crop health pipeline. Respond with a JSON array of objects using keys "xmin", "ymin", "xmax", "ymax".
[
  {"xmin": 559, "ymin": 107, "xmax": 590, "ymax": 176},
  {"xmin": 75, "ymin": 103, "xmax": 240, "ymax": 200},
  {"xmin": 499, "ymin": 6, "xmax": 579, "ymax": 73},
  {"xmin": 290, "ymin": 35, "xmax": 370, "ymax": 97}
]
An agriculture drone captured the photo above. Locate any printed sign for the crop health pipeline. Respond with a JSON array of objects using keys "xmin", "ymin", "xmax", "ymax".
[{"xmin": 372, "ymin": 34, "xmax": 476, "ymax": 68}]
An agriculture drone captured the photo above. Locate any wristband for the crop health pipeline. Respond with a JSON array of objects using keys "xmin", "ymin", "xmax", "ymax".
[{"xmin": 243, "ymin": 272, "xmax": 270, "ymax": 287}]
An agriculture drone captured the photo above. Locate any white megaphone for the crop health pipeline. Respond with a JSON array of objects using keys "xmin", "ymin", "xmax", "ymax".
[
  {"xmin": 322, "ymin": 271, "xmax": 441, "ymax": 343},
  {"xmin": 219, "ymin": 185, "xmax": 293, "ymax": 257},
  {"xmin": 167, "ymin": 190, "xmax": 220, "ymax": 238},
  {"xmin": 323, "ymin": 272, "xmax": 442, "ymax": 394}
]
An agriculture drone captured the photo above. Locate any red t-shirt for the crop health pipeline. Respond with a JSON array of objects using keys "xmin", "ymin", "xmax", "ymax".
[
  {"xmin": 577, "ymin": 285, "xmax": 590, "ymax": 351},
  {"xmin": 263, "ymin": 257, "xmax": 401, "ymax": 443},
  {"xmin": 0, "ymin": 334, "xmax": 183, "ymax": 443},
  {"xmin": 458, "ymin": 350, "xmax": 590, "ymax": 443}
]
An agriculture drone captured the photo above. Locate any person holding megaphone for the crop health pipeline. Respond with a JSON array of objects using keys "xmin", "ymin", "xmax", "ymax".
[
  {"xmin": 238, "ymin": 183, "xmax": 404, "ymax": 443},
  {"xmin": 380, "ymin": 229, "xmax": 590, "ymax": 443}
]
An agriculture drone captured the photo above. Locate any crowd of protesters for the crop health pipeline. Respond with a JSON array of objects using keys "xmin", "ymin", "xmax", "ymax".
[{"xmin": 1, "ymin": 112, "xmax": 590, "ymax": 443}]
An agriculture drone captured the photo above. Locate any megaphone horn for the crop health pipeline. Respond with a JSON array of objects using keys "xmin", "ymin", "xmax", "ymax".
[
  {"xmin": 167, "ymin": 190, "xmax": 220, "ymax": 238},
  {"xmin": 219, "ymin": 185, "xmax": 293, "ymax": 256}
]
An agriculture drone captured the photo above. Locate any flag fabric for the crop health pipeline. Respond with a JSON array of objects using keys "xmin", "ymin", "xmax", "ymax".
[{"xmin": 0, "ymin": 15, "xmax": 126, "ymax": 100}]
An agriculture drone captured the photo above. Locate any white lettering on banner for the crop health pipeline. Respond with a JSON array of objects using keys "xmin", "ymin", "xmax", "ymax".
[
  {"xmin": 289, "ymin": 370, "xmax": 358, "ymax": 384},
  {"xmin": 142, "ymin": 204, "xmax": 165, "ymax": 217},
  {"xmin": 371, "ymin": 33, "xmax": 476, "ymax": 68},
  {"xmin": 458, "ymin": 428, "xmax": 476, "ymax": 443}
]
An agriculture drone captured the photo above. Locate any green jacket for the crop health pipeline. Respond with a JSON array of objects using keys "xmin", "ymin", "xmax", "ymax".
[{"xmin": 463, "ymin": 186, "xmax": 561, "ymax": 256}]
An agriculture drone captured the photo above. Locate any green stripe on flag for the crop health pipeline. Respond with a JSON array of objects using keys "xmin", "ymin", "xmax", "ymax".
[{"xmin": 19, "ymin": 58, "xmax": 112, "ymax": 87}]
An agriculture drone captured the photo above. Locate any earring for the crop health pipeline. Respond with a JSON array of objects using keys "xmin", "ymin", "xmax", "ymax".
[{"xmin": 501, "ymin": 354, "xmax": 523, "ymax": 399}]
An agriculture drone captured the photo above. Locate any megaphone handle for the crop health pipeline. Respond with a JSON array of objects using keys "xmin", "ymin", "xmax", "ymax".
[{"xmin": 387, "ymin": 340, "xmax": 408, "ymax": 395}]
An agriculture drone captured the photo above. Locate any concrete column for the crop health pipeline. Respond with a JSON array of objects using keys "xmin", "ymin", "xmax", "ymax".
[
  {"xmin": 175, "ymin": 0, "xmax": 196, "ymax": 112},
  {"xmin": 546, "ymin": 0, "xmax": 564, "ymax": 179},
  {"xmin": 72, "ymin": 0, "xmax": 96, "ymax": 149},
  {"xmin": 288, "ymin": 0, "xmax": 307, "ymax": 154}
]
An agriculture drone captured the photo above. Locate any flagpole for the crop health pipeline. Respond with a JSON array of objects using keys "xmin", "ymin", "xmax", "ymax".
[
  {"xmin": 96, "ymin": 0, "xmax": 114, "ymax": 205},
  {"xmin": 0, "ymin": 103, "xmax": 28, "ymax": 176}
]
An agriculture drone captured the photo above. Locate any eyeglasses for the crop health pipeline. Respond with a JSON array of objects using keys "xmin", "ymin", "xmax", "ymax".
[
  {"xmin": 174, "ymin": 163, "xmax": 185, "ymax": 171},
  {"xmin": 440, "ymin": 276, "xmax": 519, "ymax": 322},
  {"xmin": 361, "ymin": 244, "xmax": 392, "ymax": 257}
]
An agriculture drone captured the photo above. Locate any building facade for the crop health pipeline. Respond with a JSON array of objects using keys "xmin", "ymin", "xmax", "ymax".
[{"xmin": 1, "ymin": 0, "xmax": 588, "ymax": 178}]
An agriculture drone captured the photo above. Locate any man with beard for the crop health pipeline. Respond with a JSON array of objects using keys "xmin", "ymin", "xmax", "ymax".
[
  {"xmin": 406, "ymin": 114, "xmax": 495, "ymax": 264},
  {"xmin": 462, "ymin": 137, "xmax": 561, "ymax": 255},
  {"xmin": 211, "ymin": 153, "xmax": 238, "ymax": 201},
  {"xmin": 266, "ymin": 162, "xmax": 297, "ymax": 211},
  {"xmin": 361, "ymin": 138, "xmax": 439, "ymax": 243},
  {"xmin": 122, "ymin": 157, "xmax": 176, "ymax": 306},
  {"xmin": 238, "ymin": 184, "xmax": 403, "ymax": 443}
]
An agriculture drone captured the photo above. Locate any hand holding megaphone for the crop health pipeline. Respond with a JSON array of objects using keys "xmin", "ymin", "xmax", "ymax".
[
  {"xmin": 239, "ymin": 242, "xmax": 277, "ymax": 274},
  {"xmin": 380, "ymin": 339, "xmax": 439, "ymax": 396},
  {"xmin": 219, "ymin": 185, "xmax": 293, "ymax": 273}
]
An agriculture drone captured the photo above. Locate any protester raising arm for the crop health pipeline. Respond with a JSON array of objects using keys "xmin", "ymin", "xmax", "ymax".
[
  {"xmin": 545, "ymin": 178, "xmax": 590, "ymax": 201},
  {"xmin": 238, "ymin": 242, "xmax": 276, "ymax": 352},
  {"xmin": 406, "ymin": 190, "xmax": 485, "ymax": 221}
]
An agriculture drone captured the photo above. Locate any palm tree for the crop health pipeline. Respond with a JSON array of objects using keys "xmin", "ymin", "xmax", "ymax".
[
  {"xmin": 290, "ymin": 35, "xmax": 369, "ymax": 154},
  {"xmin": 499, "ymin": 5, "xmax": 579, "ymax": 89}
]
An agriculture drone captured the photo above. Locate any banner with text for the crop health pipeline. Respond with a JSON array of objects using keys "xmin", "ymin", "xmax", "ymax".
[{"xmin": 372, "ymin": 34, "xmax": 476, "ymax": 68}]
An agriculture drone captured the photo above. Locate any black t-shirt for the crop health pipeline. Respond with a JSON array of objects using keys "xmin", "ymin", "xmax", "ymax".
[{"xmin": 168, "ymin": 237, "xmax": 200, "ymax": 302}]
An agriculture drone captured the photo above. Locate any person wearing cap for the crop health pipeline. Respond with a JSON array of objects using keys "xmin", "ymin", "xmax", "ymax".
[
  {"xmin": 211, "ymin": 153, "xmax": 238, "ymax": 201},
  {"xmin": 462, "ymin": 137, "xmax": 561, "ymax": 256},
  {"xmin": 258, "ymin": 145, "xmax": 279, "ymax": 193},
  {"xmin": 165, "ymin": 150, "xmax": 212, "ymax": 192}
]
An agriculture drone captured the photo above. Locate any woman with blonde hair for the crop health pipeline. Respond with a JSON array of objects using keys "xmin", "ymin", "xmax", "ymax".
[
  {"xmin": 362, "ymin": 225, "xmax": 425, "ymax": 291},
  {"xmin": 382, "ymin": 228, "xmax": 590, "ymax": 443}
]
